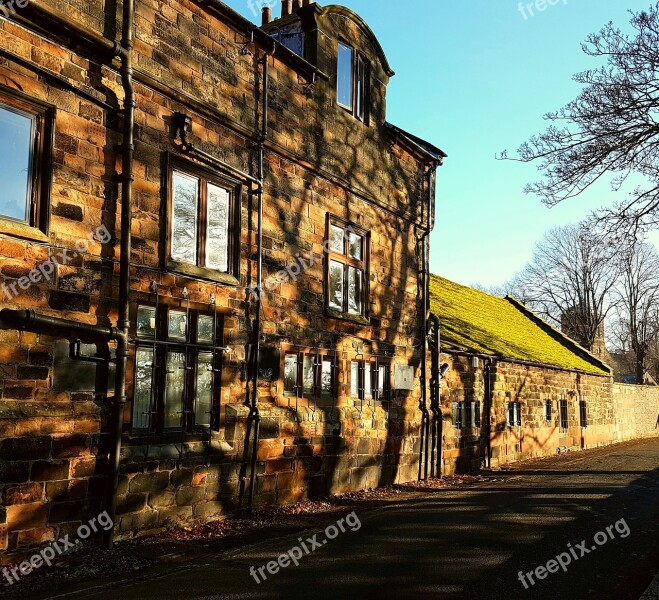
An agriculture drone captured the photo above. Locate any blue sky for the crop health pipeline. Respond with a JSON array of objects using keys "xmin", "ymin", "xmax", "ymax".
[{"xmin": 225, "ymin": 0, "xmax": 654, "ymax": 287}]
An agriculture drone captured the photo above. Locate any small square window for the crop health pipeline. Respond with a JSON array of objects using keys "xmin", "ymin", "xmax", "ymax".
[
  {"xmin": 136, "ymin": 306, "xmax": 157, "ymax": 339},
  {"xmin": 284, "ymin": 352, "xmax": 337, "ymax": 401}
]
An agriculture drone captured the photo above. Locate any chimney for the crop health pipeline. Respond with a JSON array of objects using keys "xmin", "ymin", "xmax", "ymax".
[
  {"xmin": 302, "ymin": 0, "xmax": 312, "ymax": 5},
  {"xmin": 292, "ymin": 0, "xmax": 302, "ymax": 9},
  {"xmin": 281, "ymin": 0, "xmax": 292, "ymax": 17},
  {"xmin": 262, "ymin": 6, "xmax": 272, "ymax": 25}
]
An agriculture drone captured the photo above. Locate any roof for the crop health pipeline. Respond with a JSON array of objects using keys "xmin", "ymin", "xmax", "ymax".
[
  {"xmin": 429, "ymin": 275, "xmax": 610, "ymax": 376},
  {"xmin": 385, "ymin": 123, "xmax": 447, "ymax": 164}
]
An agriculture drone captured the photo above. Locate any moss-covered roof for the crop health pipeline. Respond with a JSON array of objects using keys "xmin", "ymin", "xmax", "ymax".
[{"xmin": 429, "ymin": 275, "xmax": 609, "ymax": 375}]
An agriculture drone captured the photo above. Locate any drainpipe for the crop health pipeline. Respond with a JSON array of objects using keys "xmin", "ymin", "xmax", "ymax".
[
  {"xmin": 484, "ymin": 358, "xmax": 493, "ymax": 469},
  {"xmin": 418, "ymin": 165, "xmax": 436, "ymax": 481},
  {"xmin": 105, "ymin": 0, "xmax": 135, "ymax": 549},
  {"xmin": 428, "ymin": 314, "xmax": 443, "ymax": 478},
  {"xmin": 246, "ymin": 42, "xmax": 276, "ymax": 516},
  {"xmin": 0, "ymin": 309, "xmax": 119, "ymax": 342}
]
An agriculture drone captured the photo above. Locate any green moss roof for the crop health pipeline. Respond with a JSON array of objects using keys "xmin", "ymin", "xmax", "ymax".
[{"xmin": 429, "ymin": 275, "xmax": 609, "ymax": 375}]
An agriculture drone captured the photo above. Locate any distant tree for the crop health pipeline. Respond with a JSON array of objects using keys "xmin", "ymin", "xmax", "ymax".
[
  {"xmin": 514, "ymin": 223, "xmax": 619, "ymax": 349},
  {"xmin": 612, "ymin": 241, "xmax": 659, "ymax": 382},
  {"xmin": 505, "ymin": 5, "xmax": 659, "ymax": 236}
]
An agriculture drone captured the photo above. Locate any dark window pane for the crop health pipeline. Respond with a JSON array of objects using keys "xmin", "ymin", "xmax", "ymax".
[
  {"xmin": 197, "ymin": 315, "xmax": 214, "ymax": 344},
  {"xmin": 330, "ymin": 225, "xmax": 344, "ymax": 253},
  {"xmin": 348, "ymin": 267, "xmax": 363, "ymax": 315},
  {"xmin": 164, "ymin": 351, "xmax": 185, "ymax": 428},
  {"xmin": 136, "ymin": 306, "xmax": 156, "ymax": 339},
  {"xmin": 284, "ymin": 354, "xmax": 298, "ymax": 394},
  {"xmin": 195, "ymin": 352, "xmax": 213, "ymax": 427},
  {"xmin": 0, "ymin": 106, "xmax": 34, "ymax": 222},
  {"xmin": 337, "ymin": 43, "xmax": 353, "ymax": 108},
  {"xmin": 356, "ymin": 55, "xmax": 366, "ymax": 121},
  {"xmin": 206, "ymin": 183, "xmax": 230, "ymax": 272},
  {"xmin": 168, "ymin": 311, "xmax": 187, "ymax": 340},
  {"xmin": 171, "ymin": 171, "xmax": 198, "ymax": 264},
  {"xmin": 133, "ymin": 348, "xmax": 154, "ymax": 430},
  {"xmin": 329, "ymin": 260, "xmax": 344, "ymax": 311}
]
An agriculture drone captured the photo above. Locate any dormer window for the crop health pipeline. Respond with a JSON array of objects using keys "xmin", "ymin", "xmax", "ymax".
[{"xmin": 337, "ymin": 42, "xmax": 369, "ymax": 123}]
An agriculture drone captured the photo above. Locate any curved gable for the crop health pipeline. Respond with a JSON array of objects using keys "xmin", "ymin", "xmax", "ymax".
[{"xmin": 319, "ymin": 5, "xmax": 395, "ymax": 78}]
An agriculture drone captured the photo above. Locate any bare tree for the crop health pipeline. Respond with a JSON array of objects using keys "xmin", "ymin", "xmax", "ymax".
[
  {"xmin": 505, "ymin": 5, "xmax": 659, "ymax": 236},
  {"xmin": 613, "ymin": 241, "xmax": 659, "ymax": 382},
  {"xmin": 515, "ymin": 223, "xmax": 619, "ymax": 349}
]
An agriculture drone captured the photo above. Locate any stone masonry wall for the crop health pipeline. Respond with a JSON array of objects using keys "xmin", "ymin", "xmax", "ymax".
[{"xmin": 0, "ymin": 0, "xmax": 428, "ymax": 559}]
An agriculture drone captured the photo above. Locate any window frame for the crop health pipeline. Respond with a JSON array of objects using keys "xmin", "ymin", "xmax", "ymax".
[
  {"xmin": 131, "ymin": 303, "xmax": 224, "ymax": 434},
  {"xmin": 507, "ymin": 401, "xmax": 521, "ymax": 427},
  {"xmin": 452, "ymin": 401, "xmax": 463, "ymax": 429},
  {"xmin": 325, "ymin": 215, "xmax": 370, "ymax": 321},
  {"xmin": 283, "ymin": 349, "xmax": 339, "ymax": 402},
  {"xmin": 579, "ymin": 397, "xmax": 588, "ymax": 428},
  {"xmin": 336, "ymin": 41, "xmax": 369, "ymax": 123},
  {"xmin": 349, "ymin": 358, "xmax": 390, "ymax": 404},
  {"xmin": 164, "ymin": 154, "xmax": 242, "ymax": 284},
  {"xmin": 0, "ymin": 86, "xmax": 55, "ymax": 239},
  {"xmin": 544, "ymin": 399, "xmax": 553, "ymax": 423},
  {"xmin": 559, "ymin": 398, "xmax": 569, "ymax": 430}
]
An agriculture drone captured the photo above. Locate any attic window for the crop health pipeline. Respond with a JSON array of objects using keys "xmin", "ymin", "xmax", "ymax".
[{"xmin": 337, "ymin": 42, "xmax": 369, "ymax": 123}]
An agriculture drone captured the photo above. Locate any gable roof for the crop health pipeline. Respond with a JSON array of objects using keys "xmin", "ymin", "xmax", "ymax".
[{"xmin": 429, "ymin": 275, "xmax": 610, "ymax": 376}]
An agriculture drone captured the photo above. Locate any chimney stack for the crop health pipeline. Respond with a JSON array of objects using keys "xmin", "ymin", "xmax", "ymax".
[
  {"xmin": 302, "ymin": 0, "xmax": 312, "ymax": 6},
  {"xmin": 292, "ymin": 0, "xmax": 302, "ymax": 9},
  {"xmin": 281, "ymin": 0, "xmax": 292, "ymax": 17},
  {"xmin": 262, "ymin": 6, "xmax": 272, "ymax": 25}
]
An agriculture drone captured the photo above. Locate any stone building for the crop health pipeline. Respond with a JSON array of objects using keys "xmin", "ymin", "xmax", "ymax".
[
  {"xmin": 0, "ymin": 0, "xmax": 445, "ymax": 557},
  {"xmin": 429, "ymin": 276, "xmax": 659, "ymax": 474}
]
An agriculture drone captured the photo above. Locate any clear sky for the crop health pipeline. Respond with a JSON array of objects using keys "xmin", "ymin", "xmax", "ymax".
[{"xmin": 223, "ymin": 0, "xmax": 655, "ymax": 287}]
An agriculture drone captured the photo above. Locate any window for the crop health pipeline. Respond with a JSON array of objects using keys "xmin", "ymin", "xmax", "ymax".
[
  {"xmin": 337, "ymin": 42, "xmax": 369, "ymax": 122},
  {"xmin": 579, "ymin": 397, "xmax": 588, "ymax": 427},
  {"xmin": 507, "ymin": 402, "xmax": 521, "ymax": 426},
  {"xmin": 349, "ymin": 359, "xmax": 390, "ymax": 403},
  {"xmin": 559, "ymin": 398, "xmax": 569, "ymax": 429},
  {"xmin": 326, "ymin": 218, "xmax": 369, "ymax": 318},
  {"xmin": 0, "ymin": 88, "xmax": 54, "ymax": 233},
  {"xmin": 473, "ymin": 401, "xmax": 481, "ymax": 428},
  {"xmin": 132, "ymin": 305, "xmax": 223, "ymax": 432},
  {"xmin": 168, "ymin": 161, "xmax": 239, "ymax": 278},
  {"xmin": 452, "ymin": 401, "xmax": 463, "ymax": 429},
  {"xmin": 544, "ymin": 399, "xmax": 552, "ymax": 423},
  {"xmin": 284, "ymin": 352, "xmax": 338, "ymax": 400}
]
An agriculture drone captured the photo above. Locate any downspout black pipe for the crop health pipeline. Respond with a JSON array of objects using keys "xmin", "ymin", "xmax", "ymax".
[
  {"xmin": 0, "ymin": 309, "xmax": 119, "ymax": 343},
  {"xmin": 428, "ymin": 314, "xmax": 441, "ymax": 478},
  {"xmin": 105, "ymin": 0, "xmax": 135, "ymax": 549},
  {"xmin": 246, "ymin": 43, "xmax": 275, "ymax": 516},
  {"xmin": 418, "ymin": 165, "xmax": 437, "ymax": 481},
  {"xmin": 484, "ymin": 358, "xmax": 493, "ymax": 469}
]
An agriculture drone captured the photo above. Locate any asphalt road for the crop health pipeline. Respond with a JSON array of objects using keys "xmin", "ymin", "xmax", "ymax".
[{"xmin": 46, "ymin": 437, "xmax": 659, "ymax": 600}]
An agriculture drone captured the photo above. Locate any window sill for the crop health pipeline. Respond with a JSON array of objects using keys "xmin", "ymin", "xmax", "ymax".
[
  {"xmin": 326, "ymin": 309, "xmax": 370, "ymax": 326},
  {"xmin": 166, "ymin": 259, "xmax": 240, "ymax": 287},
  {"xmin": 0, "ymin": 218, "xmax": 48, "ymax": 243}
]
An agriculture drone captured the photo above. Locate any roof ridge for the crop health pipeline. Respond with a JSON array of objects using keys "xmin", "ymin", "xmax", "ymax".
[{"xmin": 504, "ymin": 295, "xmax": 612, "ymax": 375}]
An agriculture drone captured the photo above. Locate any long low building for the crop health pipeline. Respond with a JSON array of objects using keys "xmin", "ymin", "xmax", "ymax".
[{"xmin": 428, "ymin": 275, "xmax": 659, "ymax": 473}]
